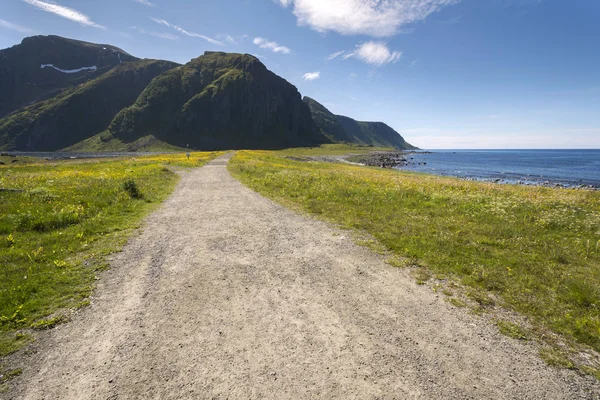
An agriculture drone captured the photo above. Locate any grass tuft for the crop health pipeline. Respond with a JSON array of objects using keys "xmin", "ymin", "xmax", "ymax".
[
  {"xmin": 496, "ymin": 320, "xmax": 529, "ymax": 340},
  {"xmin": 30, "ymin": 315, "xmax": 69, "ymax": 331},
  {"xmin": 448, "ymin": 298, "xmax": 468, "ymax": 308},
  {"xmin": 539, "ymin": 347, "xmax": 576, "ymax": 369},
  {"xmin": 0, "ymin": 366, "xmax": 22, "ymax": 384},
  {"xmin": 123, "ymin": 179, "xmax": 143, "ymax": 199}
]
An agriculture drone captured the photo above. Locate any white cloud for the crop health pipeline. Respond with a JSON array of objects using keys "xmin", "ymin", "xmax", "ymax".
[
  {"xmin": 346, "ymin": 42, "xmax": 402, "ymax": 65},
  {"xmin": 0, "ymin": 19, "xmax": 36, "ymax": 33},
  {"xmin": 253, "ymin": 37, "xmax": 291, "ymax": 54},
  {"xmin": 22, "ymin": 0, "xmax": 105, "ymax": 29},
  {"xmin": 150, "ymin": 18, "xmax": 223, "ymax": 45},
  {"xmin": 327, "ymin": 50, "xmax": 345, "ymax": 60},
  {"xmin": 438, "ymin": 15, "xmax": 461, "ymax": 24},
  {"xmin": 367, "ymin": 69, "xmax": 383, "ymax": 80},
  {"xmin": 277, "ymin": 0, "xmax": 459, "ymax": 37},
  {"xmin": 219, "ymin": 34, "xmax": 238, "ymax": 45},
  {"xmin": 131, "ymin": 26, "xmax": 178, "ymax": 40},
  {"xmin": 302, "ymin": 71, "xmax": 320, "ymax": 81},
  {"xmin": 133, "ymin": 0, "xmax": 155, "ymax": 7}
]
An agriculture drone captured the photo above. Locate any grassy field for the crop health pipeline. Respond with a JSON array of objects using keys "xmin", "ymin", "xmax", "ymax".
[
  {"xmin": 0, "ymin": 152, "xmax": 221, "ymax": 358},
  {"xmin": 275, "ymin": 143, "xmax": 395, "ymax": 156},
  {"xmin": 229, "ymin": 150, "xmax": 600, "ymax": 377}
]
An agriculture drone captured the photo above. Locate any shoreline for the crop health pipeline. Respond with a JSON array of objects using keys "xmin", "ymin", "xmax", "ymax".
[{"xmin": 344, "ymin": 151, "xmax": 600, "ymax": 191}]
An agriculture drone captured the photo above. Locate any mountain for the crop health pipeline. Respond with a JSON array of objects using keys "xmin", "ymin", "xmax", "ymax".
[
  {"xmin": 0, "ymin": 35, "xmax": 418, "ymax": 152},
  {"xmin": 0, "ymin": 59, "xmax": 178, "ymax": 151},
  {"xmin": 304, "ymin": 97, "xmax": 418, "ymax": 150},
  {"xmin": 0, "ymin": 35, "xmax": 137, "ymax": 118},
  {"xmin": 337, "ymin": 117, "xmax": 418, "ymax": 150},
  {"xmin": 109, "ymin": 52, "xmax": 327, "ymax": 150},
  {"xmin": 303, "ymin": 97, "xmax": 352, "ymax": 143}
]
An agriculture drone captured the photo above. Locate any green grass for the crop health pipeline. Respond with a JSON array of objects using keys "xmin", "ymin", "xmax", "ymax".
[
  {"xmin": 496, "ymin": 320, "xmax": 529, "ymax": 340},
  {"xmin": 275, "ymin": 143, "xmax": 395, "ymax": 156},
  {"xmin": 0, "ymin": 151, "xmax": 221, "ymax": 356},
  {"xmin": 229, "ymin": 150, "xmax": 600, "ymax": 375},
  {"xmin": 0, "ymin": 366, "xmax": 22, "ymax": 384}
]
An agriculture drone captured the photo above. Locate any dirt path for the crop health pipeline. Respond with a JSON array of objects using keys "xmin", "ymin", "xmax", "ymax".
[{"xmin": 6, "ymin": 153, "xmax": 599, "ymax": 399}]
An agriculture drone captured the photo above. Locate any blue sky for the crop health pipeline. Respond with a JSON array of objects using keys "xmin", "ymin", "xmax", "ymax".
[{"xmin": 1, "ymin": 0, "xmax": 599, "ymax": 149}]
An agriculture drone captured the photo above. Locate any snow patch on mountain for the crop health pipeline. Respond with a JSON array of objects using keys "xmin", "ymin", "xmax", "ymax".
[{"xmin": 41, "ymin": 64, "xmax": 98, "ymax": 74}]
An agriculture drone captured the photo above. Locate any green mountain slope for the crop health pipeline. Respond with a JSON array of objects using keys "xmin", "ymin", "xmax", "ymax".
[
  {"xmin": 303, "ymin": 97, "xmax": 352, "ymax": 143},
  {"xmin": 110, "ymin": 52, "xmax": 328, "ymax": 150},
  {"xmin": 64, "ymin": 131, "xmax": 186, "ymax": 152},
  {"xmin": 0, "ymin": 36, "xmax": 419, "ymax": 152},
  {"xmin": 0, "ymin": 35, "xmax": 137, "ymax": 118},
  {"xmin": 0, "ymin": 59, "xmax": 178, "ymax": 151},
  {"xmin": 304, "ymin": 97, "xmax": 418, "ymax": 150}
]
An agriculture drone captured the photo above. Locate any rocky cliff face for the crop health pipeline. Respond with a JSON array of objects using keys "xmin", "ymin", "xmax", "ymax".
[
  {"xmin": 0, "ymin": 59, "xmax": 177, "ymax": 151},
  {"xmin": 304, "ymin": 97, "xmax": 417, "ymax": 150},
  {"xmin": 0, "ymin": 35, "xmax": 137, "ymax": 118},
  {"xmin": 110, "ymin": 52, "xmax": 327, "ymax": 150}
]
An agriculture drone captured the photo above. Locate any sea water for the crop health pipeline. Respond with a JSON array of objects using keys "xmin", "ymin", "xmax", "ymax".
[{"xmin": 398, "ymin": 149, "xmax": 600, "ymax": 188}]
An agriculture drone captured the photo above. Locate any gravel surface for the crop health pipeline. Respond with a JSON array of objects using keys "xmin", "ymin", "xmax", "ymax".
[{"xmin": 6, "ymin": 153, "xmax": 599, "ymax": 399}]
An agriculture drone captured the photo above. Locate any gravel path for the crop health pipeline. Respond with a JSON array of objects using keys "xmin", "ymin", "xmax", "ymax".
[{"xmin": 7, "ymin": 153, "xmax": 599, "ymax": 399}]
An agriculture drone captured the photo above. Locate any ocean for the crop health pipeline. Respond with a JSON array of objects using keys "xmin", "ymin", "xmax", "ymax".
[{"xmin": 398, "ymin": 149, "xmax": 600, "ymax": 189}]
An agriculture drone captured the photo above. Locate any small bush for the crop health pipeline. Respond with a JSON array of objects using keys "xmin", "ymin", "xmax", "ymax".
[
  {"xmin": 123, "ymin": 179, "xmax": 143, "ymax": 199},
  {"xmin": 5, "ymin": 233, "xmax": 14, "ymax": 248}
]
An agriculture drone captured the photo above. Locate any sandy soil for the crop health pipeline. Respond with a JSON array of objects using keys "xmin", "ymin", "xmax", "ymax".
[{"xmin": 5, "ymin": 153, "xmax": 599, "ymax": 399}]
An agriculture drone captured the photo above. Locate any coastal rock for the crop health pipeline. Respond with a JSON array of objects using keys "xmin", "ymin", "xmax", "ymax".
[{"xmin": 346, "ymin": 152, "xmax": 410, "ymax": 168}]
